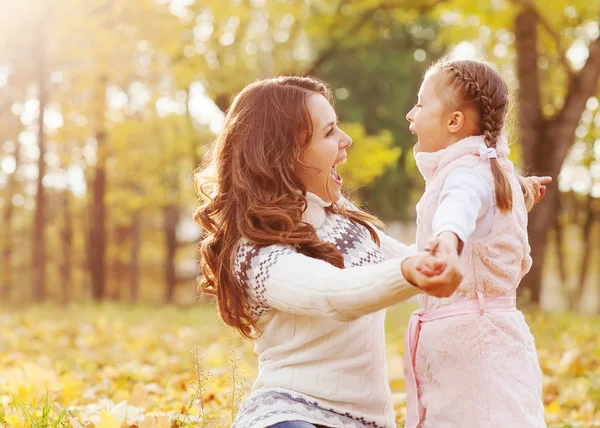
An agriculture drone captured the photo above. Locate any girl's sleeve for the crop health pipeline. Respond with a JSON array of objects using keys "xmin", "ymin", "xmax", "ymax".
[
  {"xmin": 234, "ymin": 241, "xmax": 422, "ymax": 322},
  {"xmin": 432, "ymin": 167, "xmax": 492, "ymax": 244}
]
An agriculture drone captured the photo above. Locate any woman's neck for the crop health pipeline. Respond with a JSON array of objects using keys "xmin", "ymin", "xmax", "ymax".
[{"xmin": 303, "ymin": 192, "xmax": 333, "ymax": 229}]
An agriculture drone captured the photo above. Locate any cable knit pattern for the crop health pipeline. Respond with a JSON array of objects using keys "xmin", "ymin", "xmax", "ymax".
[
  {"xmin": 231, "ymin": 193, "xmax": 420, "ymax": 428},
  {"xmin": 411, "ymin": 135, "xmax": 545, "ymax": 427}
]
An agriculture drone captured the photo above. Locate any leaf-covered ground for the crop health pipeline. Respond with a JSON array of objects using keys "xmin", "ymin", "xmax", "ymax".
[{"xmin": 0, "ymin": 303, "xmax": 598, "ymax": 427}]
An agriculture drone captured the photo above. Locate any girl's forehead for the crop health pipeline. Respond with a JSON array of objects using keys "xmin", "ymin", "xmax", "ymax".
[{"xmin": 421, "ymin": 71, "xmax": 442, "ymax": 94}]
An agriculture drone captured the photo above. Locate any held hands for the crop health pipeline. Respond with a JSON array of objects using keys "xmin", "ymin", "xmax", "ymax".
[{"xmin": 401, "ymin": 232, "xmax": 463, "ymax": 298}]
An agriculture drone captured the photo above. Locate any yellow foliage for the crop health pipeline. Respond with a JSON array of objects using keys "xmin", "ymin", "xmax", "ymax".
[
  {"xmin": 336, "ymin": 122, "xmax": 401, "ymax": 190},
  {"xmin": 0, "ymin": 304, "xmax": 598, "ymax": 427},
  {"xmin": 96, "ymin": 409, "xmax": 121, "ymax": 428}
]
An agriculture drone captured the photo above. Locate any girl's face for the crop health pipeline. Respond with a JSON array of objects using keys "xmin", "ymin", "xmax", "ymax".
[
  {"xmin": 296, "ymin": 93, "xmax": 352, "ymax": 203},
  {"xmin": 406, "ymin": 71, "xmax": 454, "ymax": 153}
]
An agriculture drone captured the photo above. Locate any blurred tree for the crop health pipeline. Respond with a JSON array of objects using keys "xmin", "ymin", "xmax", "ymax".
[
  {"xmin": 317, "ymin": 17, "xmax": 442, "ymax": 220},
  {"xmin": 335, "ymin": 123, "xmax": 401, "ymax": 191},
  {"xmin": 54, "ymin": 0, "xmax": 178, "ymax": 301},
  {"xmin": 0, "ymin": 90, "xmax": 24, "ymax": 300},
  {"xmin": 0, "ymin": 0, "xmax": 53, "ymax": 301}
]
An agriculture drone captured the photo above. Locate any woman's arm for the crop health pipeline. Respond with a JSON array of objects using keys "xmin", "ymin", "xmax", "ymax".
[
  {"xmin": 376, "ymin": 229, "xmax": 418, "ymax": 260},
  {"xmin": 235, "ymin": 241, "xmax": 459, "ymax": 322}
]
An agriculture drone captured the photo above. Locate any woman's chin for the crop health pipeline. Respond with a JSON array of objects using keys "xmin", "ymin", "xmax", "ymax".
[
  {"xmin": 316, "ymin": 185, "xmax": 342, "ymax": 203},
  {"xmin": 328, "ymin": 185, "xmax": 343, "ymax": 202}
]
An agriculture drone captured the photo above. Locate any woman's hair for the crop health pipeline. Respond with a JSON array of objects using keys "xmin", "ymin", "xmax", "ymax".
[
  {"xmin": 427, "ymin": 58, "xmax": 525, "ymax": 213},
  {"xmin": 194, "ymin": 76, "xmax": 382, "ymax": 338}
]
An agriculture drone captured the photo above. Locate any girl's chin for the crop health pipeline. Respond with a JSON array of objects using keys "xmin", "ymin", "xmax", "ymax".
[{"xmin": 413, "ymin": 141, "xmax": 421, "ymax": 154}]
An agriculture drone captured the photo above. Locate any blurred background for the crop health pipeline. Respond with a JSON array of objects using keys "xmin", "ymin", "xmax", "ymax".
[
  {"xmin": 0, "ymin": 1, "xmax": 599, "ymax": 426},
  {"xmin": 1, "ymin": 0, "xmax": 599, "ymax": 311}
]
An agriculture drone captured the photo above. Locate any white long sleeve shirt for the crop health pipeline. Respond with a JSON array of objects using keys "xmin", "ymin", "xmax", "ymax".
[
  {"xmin": 432, "ymin": 167, "xmax": 495, "ymax": 244},
  {"xmin": 232, "ymin": 192, "xmax": 420, "ymax": 428}
]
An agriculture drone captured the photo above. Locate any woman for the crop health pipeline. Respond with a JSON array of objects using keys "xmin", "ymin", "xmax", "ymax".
[{"xmin": 194, "ymin": 75, "xmax": 461, "ymax": 428}]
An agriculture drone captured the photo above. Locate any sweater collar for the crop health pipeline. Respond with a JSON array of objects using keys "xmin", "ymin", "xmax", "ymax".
[
  {"xmin": 302, "ymin": 192, "xmax": 336, "ymax": 229},
  {"xmin": 414, "ymin": 135, "xmax": 510, "ymax": 182}
]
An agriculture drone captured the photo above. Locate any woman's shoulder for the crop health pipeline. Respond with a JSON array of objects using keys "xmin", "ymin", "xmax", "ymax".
[
  {"xmin": 235, "ymin": 238, "xmax": 295, "ymax": 264},
  {"xmin": 233, "ymin": 240, "xmax": 298, "ymax": 318},
  {"xmin": 233, "ymin": 239, "xmax": 297, "ymax": 280}
]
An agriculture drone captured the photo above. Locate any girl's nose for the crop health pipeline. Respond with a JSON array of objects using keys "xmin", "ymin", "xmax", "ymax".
[{"xmin": 406, "ymin": 107, "xmax": 414, "ymax": 122}]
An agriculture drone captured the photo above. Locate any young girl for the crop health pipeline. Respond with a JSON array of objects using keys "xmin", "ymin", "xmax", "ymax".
[{"xmin": 404, "ymin": 59, "xmax": 550, "ymax": 427}]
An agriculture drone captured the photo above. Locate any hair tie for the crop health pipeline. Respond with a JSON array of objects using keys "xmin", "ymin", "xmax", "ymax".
[{"xmin": 479, "ymin": 144, "xmax": 497, "ymax": 160}]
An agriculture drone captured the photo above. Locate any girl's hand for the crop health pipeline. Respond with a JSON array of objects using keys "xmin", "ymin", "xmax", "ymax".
[
  {"xmin": 423, "ymin": 231, "xmax": 462, "ymax": 262},
  {"xmin": 519, "ymin": 175, "xmax": 552, "ymax": 211},
  {"xmin": 528, "ymin": 175, "xmax": 552, "ymax": 203}
]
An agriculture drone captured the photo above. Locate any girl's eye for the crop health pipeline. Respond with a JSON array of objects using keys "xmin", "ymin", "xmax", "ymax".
[{"xmin": 416, "ymin": 104, "xmax": 422, "ymax": 108}]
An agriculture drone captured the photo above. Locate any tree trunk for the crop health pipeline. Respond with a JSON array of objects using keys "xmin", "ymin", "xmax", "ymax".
[
  {"xmin": 185, "ymin": 87, "xmax": 201, "ymax": 169},
  {"xmin": 514, "ymin": 9, "xmax": 600, "ymax": 303},
  {"xmin": 1, "ymin": 139, "xmax": 21, "ymax": 300},
  {"xmin": 129, "ymin": 209, "xmax": 141, "ymax": 303},
  {"xmin": 111, "ymin": 224, "xmax": 129, "ymax": 301},
  {"xmin": 32, "ymin": 27, "xmax": 47, "ymax": 302},
  {"xmin": 571, "ymin": 194, "xmax": 596, "ymax": 308},
  {"xmin": 164, "ymin": 205, "xmax": 179, "ymax": 303},
  {"xmin": 553, "ymin": 193, "xmax": 567, "ymax": 285},
  {"xmin": 89, "ymin": 78, "xmax": 108, "ymax": 301},
  {"xmin": 596, "ymin": 221, "xmax": 600, "ymax": 314},
  {"xmin": 60, "ymin": 189, "xmax": 73, "ymax": 304}
]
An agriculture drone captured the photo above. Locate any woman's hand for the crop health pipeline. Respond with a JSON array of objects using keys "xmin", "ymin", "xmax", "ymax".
[{"xmin": 401, "ymin": 250, "xmax": 462, "ymax": 298}]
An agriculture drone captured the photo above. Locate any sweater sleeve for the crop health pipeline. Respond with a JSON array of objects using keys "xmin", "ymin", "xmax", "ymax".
[
  {"xmin": 234, "ymin": 241, "xmax": 422, "ymax": 322},
  {"xmin": 376, "ymin": 230, "xmax": 418, "ymax": 260},
  {"xmin": 340, "ymin": 197, "xmax": 417, "ymax": 260},
  {"xmin": 432, "ymin": 167, "xmax": 492, "ymax": 244}
]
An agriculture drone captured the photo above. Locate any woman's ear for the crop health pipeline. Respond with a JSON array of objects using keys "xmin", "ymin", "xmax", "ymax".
[{"xmin": 446, "ymin": 111, "xmax": 465, "ymax": 134}]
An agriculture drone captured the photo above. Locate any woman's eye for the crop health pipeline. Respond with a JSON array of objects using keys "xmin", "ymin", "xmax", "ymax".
[
  {"xmin": 326, "ymin": 128, "xmax": 334, "ymax": 137},
  {"xmin": 416, "ymin": 104, "xmax": 422, "ymax": 108}
]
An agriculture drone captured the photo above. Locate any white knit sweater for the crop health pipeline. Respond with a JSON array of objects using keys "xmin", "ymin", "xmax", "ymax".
[{"xmin": 231, "ymin": 193, "xmax": 421, "ymax": 428}]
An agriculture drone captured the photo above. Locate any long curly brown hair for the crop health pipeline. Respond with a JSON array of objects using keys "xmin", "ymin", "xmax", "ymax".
[{"xmin": 194, "ymin": 76, "xmax": 383, "ymax": 338}]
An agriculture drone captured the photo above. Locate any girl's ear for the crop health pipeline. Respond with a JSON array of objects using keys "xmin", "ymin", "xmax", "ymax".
[{"xmin": 446, "ymin": 110, "xmax": 465, "ymax": 134}]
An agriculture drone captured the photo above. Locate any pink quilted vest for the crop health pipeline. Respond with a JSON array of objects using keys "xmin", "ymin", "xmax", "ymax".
[{"xmin": 414, "ymin": 135, "xmax": 532, "ymax": 310}]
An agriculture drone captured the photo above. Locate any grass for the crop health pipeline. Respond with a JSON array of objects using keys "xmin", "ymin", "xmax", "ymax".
[{"xmin": 0, "ymin": 302, "xmax": 599, "ymax": 427}]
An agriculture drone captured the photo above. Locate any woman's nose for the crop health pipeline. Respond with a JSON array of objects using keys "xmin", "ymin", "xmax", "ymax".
[{"xmin": 406, "ymin": 108, "xmax": 414, "ymax": 122}]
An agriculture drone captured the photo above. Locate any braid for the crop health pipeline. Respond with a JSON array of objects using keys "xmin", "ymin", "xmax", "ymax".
[{"xmin": 439, "ymin": 60, "xmax": 514, "ymax": 212}]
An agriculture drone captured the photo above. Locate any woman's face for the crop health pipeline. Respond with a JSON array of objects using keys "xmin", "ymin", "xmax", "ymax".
[{"xmin": 296, "ymin": 93, "xmax": 352, "ymax": 203}]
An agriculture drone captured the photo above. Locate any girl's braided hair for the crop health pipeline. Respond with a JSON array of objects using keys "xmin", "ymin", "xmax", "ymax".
[{"xmin": 429, "ymin": 59, "xmax": 521, "ymax": 212}]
